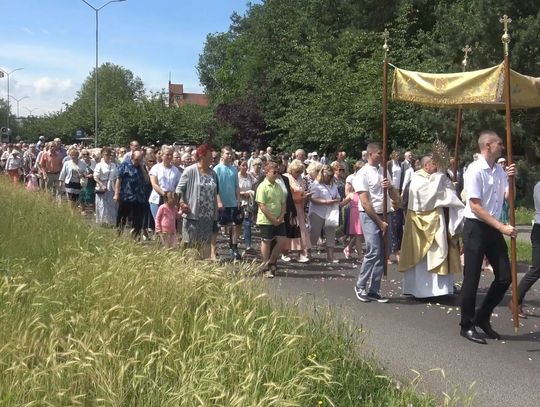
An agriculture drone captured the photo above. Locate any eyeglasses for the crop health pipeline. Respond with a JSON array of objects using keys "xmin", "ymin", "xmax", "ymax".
[{"xmin": 337, "ymin": 169, "xmax": 345, "ymax": 172}]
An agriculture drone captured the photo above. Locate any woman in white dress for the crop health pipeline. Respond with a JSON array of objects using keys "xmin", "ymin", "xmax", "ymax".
[{"xmin": 94, "ymin": 147, "xmax": 118, "ymax": 226}]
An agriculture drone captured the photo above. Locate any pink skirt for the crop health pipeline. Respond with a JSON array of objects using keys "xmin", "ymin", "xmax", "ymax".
[{"xmin": 348, "ymin": 195, "xmax": 363, "ymax": 235}]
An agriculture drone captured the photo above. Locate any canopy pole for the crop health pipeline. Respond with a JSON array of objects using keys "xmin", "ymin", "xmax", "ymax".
[
  {"xmin": 453, "ymin": 109, "xmax": 463, "ymax": 182},
  {"xmin": 382, "ymin": 29, "xmax": 390, "ymax": 277},
  {"xmin": 500, "ymin": 14, "xmax": 519, "ymax": 333},
  {"xmin": 452, "ymin": 45, "xmax": 472, "ymax": 182}
]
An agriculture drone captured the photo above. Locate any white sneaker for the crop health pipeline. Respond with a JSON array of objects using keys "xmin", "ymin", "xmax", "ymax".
[
  {"xmin": 281, "ymin": 255, "xmax": 292, "ymax": 262},
  {"xmin": 298, "ymin": 255, "xmax": 310, "ymax": 263}
]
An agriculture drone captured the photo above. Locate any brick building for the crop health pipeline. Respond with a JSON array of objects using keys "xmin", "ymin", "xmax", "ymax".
[{"xmin": 168, "ymin": 82, "xmax": 209, "ymax": 107}]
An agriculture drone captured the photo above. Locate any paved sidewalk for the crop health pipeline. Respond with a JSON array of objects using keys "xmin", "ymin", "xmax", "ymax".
[{"xmin": 259, "ymin": 251, "xmax": 539, "ymax": 407}]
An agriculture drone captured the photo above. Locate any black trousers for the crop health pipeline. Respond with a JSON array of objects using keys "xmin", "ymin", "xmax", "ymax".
[
  {"xmin": 460, "ymin": 218, "xmax": 512, "ymax": 329},
  {"xmin": 116, "ymin": 201, "xmax": 145, "ymax": 237},
  {"xmin": 518, "ymin": 223, "xmax": 540, "ymax": 304}
]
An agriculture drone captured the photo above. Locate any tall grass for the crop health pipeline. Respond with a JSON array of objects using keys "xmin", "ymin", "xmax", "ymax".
[
  {"xmin": 0, "ymin": 179, "xmax": 435, "ymax": 406},
  {"xmin": 515, "ymin": 207, "xmax": 535, "ymax": 225}
]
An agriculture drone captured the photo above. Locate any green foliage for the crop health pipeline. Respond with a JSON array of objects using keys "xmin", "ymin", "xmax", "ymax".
[
  {"xmin": 0, "ymin": 179, "xmax": 436, "ymax": 406},
  {"xmin": 19, "ymin": 63, "xmax": 217, "ymax": 147},
  {"xmin": 197, "ymin": 0, "xmax": 540, "ymax": 164},
  {"xmin": 514, "ymin": 206, "xmax": 535, "ymax": 225}
]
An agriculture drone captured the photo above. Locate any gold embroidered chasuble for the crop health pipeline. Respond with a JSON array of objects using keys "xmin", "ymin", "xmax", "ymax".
[{"xmin": 398, "ymin": 170, "xmax": 464, "ymax": 275}]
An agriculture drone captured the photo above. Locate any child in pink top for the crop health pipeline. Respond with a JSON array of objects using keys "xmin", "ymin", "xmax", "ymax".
[
  {"xmin": 155, "ymin": 192, "xmax": 181, "ymax": 248},
  {"xmin": 26, "ymin": 169, "xmax": 40, "ymax": 192}
]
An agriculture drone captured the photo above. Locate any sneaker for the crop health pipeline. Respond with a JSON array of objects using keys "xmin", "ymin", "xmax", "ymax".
[
  {"xmin": 281, "ymin": 255, "xmax": 292, "ymax": 262},
  {"xmin": 367, "ymin": 293, "xmax": 389, "ymax": 303},
  {"xmin": 232, "ymin": 249, "xmax": 242, "ymax": 261},
  {"xmin": 264, "ymin": 263, "xmax": 277, "ymax": 278},
  {"xmin": 264, "ymin": 270, "xmax": 275, "ymax": 279},
  {"xmin": 343, "ymin": 246, "xmax": 351, "ymax": 259},
  {"xmin": 354, "ymin": 287, "xmax": 371, "ymax": 302},
  {"xmin": 298, "ymin": 255, "xmax": 310, "ymax": 263},
  {"xmin": 244, "ymin": 247, "xmax": 257, "ymax": 255}
]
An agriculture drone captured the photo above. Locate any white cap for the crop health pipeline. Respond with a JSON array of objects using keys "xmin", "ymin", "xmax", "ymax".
[{"xmin": 311, "ymin": 151, "xmax": 318, "ymax": 156}]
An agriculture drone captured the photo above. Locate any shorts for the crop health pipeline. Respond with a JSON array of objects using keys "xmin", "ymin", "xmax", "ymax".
[
  {"xmin": 258, "ymin": 223, "xmax": 286, "ymax": 241},
  {"xmin": 218, "ymin": 207, "xmax": 244, "ymax": 226}
]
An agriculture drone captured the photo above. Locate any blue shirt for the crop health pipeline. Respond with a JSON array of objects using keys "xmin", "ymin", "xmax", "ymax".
[
  {"xmin": 214, "ymin": 163, "xmax": 238, "ymax": 207},
  {"xmin": 117, "ymin": 161, "xmax": 148, "ymax": 203}
]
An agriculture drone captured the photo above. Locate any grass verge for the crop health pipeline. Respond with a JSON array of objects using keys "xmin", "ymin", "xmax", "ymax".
[
  {"xmin": 515, "ymin": 207, "xmax": 535, "ymax": 226},
  {"xmin": 0, "ymin": 179, "xmax": 436, "ymax": 406}
]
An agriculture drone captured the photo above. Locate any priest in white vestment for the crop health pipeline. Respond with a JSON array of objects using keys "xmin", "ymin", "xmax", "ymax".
[{"xmin": 398, "ymin": 155, "xmax": 464, "ymax": 298}]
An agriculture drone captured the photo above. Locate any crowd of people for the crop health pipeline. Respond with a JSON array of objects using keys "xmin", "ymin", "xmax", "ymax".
[{"xmin": 1, "ymin": 130, "xmax": 538, "ymax": 344}]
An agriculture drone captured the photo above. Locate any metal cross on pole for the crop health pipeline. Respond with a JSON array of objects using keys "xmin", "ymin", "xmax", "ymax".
[
  {"xmin": 381, "ymin": 28, "xmax": 390, "ymax": 277},
  {"xmin": 461, "ymin": 45, "xmax": 472, "ymax": 70},
  {"xmin": 499, "ymin": 14, "xmax": 520, "ymax": 332},
  {"xmin": 500, "ymin": 14, "xmax": 512, "ymax": 56}
]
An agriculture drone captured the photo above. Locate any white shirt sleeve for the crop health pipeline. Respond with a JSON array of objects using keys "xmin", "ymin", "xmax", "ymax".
[
  {"xmin": 464, "ymin": 165, "xmax": 483, "ymax": 201},
  {"xmin": 353, "ymin": 170, "xmax": 368, "ymax": 193}
]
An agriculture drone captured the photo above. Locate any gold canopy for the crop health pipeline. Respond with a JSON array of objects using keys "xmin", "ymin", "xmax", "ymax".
[{"xmin": 392, "ymin": 63, "xmax": 540, "ymax": 109}]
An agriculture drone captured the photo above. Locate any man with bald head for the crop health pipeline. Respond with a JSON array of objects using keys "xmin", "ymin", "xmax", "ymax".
[
  {"xmin": 294, "ymin": 149, "xmax": 306, "ymax": 163},
  {"xmin": 459, "ymin": 130, "xmax": 517, "ymax": 344}
]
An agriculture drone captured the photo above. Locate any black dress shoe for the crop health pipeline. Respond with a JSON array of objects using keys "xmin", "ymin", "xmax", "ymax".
[
  {"xmin": 476, "ymin": 322, "xmax": 501, "ymax": 340},
  {"xmin": 460, "ymin": 328, "xmax": 487, "ymax": 344}
]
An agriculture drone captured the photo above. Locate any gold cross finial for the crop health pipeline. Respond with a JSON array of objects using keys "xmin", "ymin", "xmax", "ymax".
[
  {"xmin": 499, "ymin": 15, "xmax": 512, "ymax": 55},
  {"xmin": 382, "ymin": 29, "xmax": 390, "ymax": 56},
  {"xmin": 462, "ymin": 45, "xmax": 472, "ymax": 69},
  {"xmin": 500, "ymin": 14, "xmax": 512, "ymax": 34}
]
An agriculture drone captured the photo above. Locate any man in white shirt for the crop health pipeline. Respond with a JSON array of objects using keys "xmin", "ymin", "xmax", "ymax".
[
  {"xmin": 460, "ymin": 130, "xmax": 517, "ymax": 344},
  {"xmin": 353, "ymin": 142, "xmax": 399, "ymax": 303}
]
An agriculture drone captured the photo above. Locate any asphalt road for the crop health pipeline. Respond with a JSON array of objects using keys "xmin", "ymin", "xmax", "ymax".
[{"xmin": 257, "ymin": 251, "xmax": 540, "ymax": 407}]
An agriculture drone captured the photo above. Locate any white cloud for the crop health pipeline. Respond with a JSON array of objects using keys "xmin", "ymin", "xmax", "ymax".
[
  {"xmin": 22, "ymin": 27, "xmax": 33, "ymax": 35},
  {"xmin": 33, "ymin": 77, "xmax": 74, "ymax": 95}
]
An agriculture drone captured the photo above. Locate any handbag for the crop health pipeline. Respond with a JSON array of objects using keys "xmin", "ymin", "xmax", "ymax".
[
  {"xmin": 285, "ymin": 213, "xmax": 301, "ymax": 239},
  {"xmin": 326, "ymin": 206, "xmax": 340, "ymax": 227}
]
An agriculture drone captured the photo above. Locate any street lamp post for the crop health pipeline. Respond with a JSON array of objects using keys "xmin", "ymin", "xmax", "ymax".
[
  {"xmin": 9, "ymin": 95, "xmax": 29, "ymax": 118},
  {"xmin": 81, "ymin": 0, "xmax": 127, "ymax": 148},
  {"xmin": 9, "ymin": 95, "xmax": 29, "ymax": 140},
  {"xmin": 25, "ymin": 107, "xmax": 39, "ymax": 116},
  {"xmin": 0, "ymin": 67, "xmax": 24, "ymax": 137}
]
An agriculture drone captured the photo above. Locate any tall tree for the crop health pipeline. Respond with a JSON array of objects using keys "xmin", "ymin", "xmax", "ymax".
[{"xmin": 66, "ymin": 62, "xmax": 145, "ymax": 139}]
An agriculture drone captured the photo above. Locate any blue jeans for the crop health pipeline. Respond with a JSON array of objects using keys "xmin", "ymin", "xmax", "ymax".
[
  {"xmin": 356, "ymin": 212, "xmax": 385, "ymax": 295},
  {"xmin": 150, "ymin": 202, "xmax": 160, "ymax": 221},
  {"xmin": 243, "ymin": 217, "xmax": 253, "ymax": 248}
]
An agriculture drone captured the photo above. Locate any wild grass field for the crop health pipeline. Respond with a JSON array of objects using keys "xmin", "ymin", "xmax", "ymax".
[{"xmin": 0, "ymin": 179, "xmax": 436, "ymax": 406}]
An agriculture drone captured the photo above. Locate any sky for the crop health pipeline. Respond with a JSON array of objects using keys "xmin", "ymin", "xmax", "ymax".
[{"xmin": 0, "ymin": 0, "xmax": 259, "ymax": 117}]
